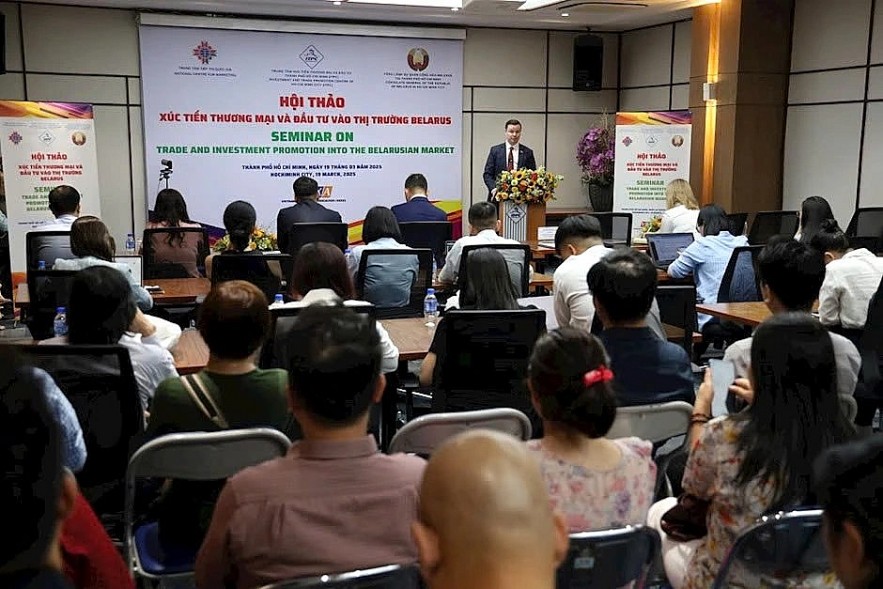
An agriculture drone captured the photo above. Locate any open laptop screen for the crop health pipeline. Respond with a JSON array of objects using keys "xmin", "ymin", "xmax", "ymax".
[
  {"xmin": 648, "ymin": 233, "xmax": 694, "ymax": 267},
  {"xmin": 115, "ymin": 255, "xmax": 143, "ymax": 286}
]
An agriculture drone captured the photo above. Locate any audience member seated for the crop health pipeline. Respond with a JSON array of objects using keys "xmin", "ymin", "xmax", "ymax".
[
  {"xmin": 724, "ymin": 237, "xmax": 860, "ymax": 407},
  {"xmin": 43, "ymin": 266, "xmax": 177, "ymax": 410},
  {"xmin": 413, "ymin": 430, "xmax": 568, "ymax": 589},
  {"xmin": 659, "ymin": 179, "xmax": 700, "ymax": 235},
  {"xmin": 29, "ymin": 367, "xmax": 86, "ymax": 473},
  {"xmin": 437, "ymin": 201, "xmax": 520, "ymax": 287},
  {"xmin": 195, "ymin": 306, "xmax": 425, "ymax": 589},
  {"xmin": 814, "ymin": 436, "xmax": 883, "ymax": 589},
  {"xmin": 276, "ymin": 175, "xmax": 342, "ymax": 253},
  {"xmin": 420, "ymin": 248, "xmax": 527, "ymax": 387},
  {"xmin": 647, "ymin": 313, "xmax": 854, "ymax": 589},
  {"xmin": 811, "ymin": 220, "xmax": 883, "ymax": 332},
  {"xmin": 588, "ymin": 249, "xmax": 694, "ymax": 406},
  {"xmin": 346, "ymin": 205, "xmax": 417, "ymax": 307},
  {"xmin": 796, "ymin": 195, "xmax": 836, "ymax": 244},
  {"xmin": 526, "ymin": 327, "xmax": 656, "ymax": 531},
  {"xmin": 0, "ymin": 355, "xmax": 133, "ymax": 589},
  {"xmin": 147, "ymin": 280, "xmax": 293, "ymax": 550},
  {"xmin": 33, "ymin": 185, "xmax": 80, "ymax": 232},
  {"xmin": 553, "ymin": 214, "xmax": 666, "ymax": 338},
  {"xmin": 144, "ymin": 188, "xmax": 204, "ymax": 278},
  {"xmin": 284, "ymin": 241, "xmax": 399, "ymax": 373},
  {"xmin": 391, "ymin": 173, "xmax": 448, "ymax": 223},
  {"xmin": 206, "ymin": 200, "xmax": 259, "ymax": 280},
  {"xmin": 668, "ymin": 204, "xmax": 749, "ymax": 331},
  {"xmin": 53, "ymin": 216, "xmax": 153, "ymax": 310}
]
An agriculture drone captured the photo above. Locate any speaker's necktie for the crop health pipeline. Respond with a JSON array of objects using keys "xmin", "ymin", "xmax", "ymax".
[{"xmin": 507, "ymin": 146, "xmax": 514, "ymax": 171}]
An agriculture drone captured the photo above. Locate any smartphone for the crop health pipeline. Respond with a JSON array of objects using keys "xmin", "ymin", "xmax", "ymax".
[{"xmin": 708, "ymin": 359, "xmax": 735, "ymax": 417}]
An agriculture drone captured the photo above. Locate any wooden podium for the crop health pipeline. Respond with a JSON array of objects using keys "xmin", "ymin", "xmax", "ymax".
[{"xmin": 498, "ymin": 200, "xmax": 546, "ymax": 242}]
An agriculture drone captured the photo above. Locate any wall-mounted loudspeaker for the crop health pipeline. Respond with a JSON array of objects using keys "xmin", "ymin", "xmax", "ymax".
[{"xmin": 572, "ymin": 34, "xmax": 603, "ymax": 92}]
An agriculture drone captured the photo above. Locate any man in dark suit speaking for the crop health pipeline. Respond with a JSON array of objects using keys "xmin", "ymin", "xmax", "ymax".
[
  {"xmin": 482, "ymin": 119, "xmax": 537, "ymax": 202},
  {"xmin": 276, "ymin": 175, "xmax": 342, "ymax": 253}
]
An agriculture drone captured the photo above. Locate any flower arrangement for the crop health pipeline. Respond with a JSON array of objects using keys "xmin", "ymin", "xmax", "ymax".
[
  {"xmin": 640, "ymin": 215, "xmax": 663, "ymax": 236},
  {"xmin": 211, "ymin": 226, "xmax": 278, "ymax": 252},
  {"xmin": 577, "ymin": 114, "xmax": 615, "ymax": 186},
  {"xmin": 494, "ymin": 166, "xmax": 563, "ymax": 205}
]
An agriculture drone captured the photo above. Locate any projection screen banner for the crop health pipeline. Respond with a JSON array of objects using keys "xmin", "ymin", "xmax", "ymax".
[{"xmin": 139, "ymin": 24, "xmax": 464, "ymax": 241}]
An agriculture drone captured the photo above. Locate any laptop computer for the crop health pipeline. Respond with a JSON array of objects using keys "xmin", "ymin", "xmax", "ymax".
[
  {"xmin": 647, "ymin": 233, "xmax": 694, "ymax": 269},
  {"xmin": 115, "ymin": 255, "xmax": 143, "ymax": 286}
]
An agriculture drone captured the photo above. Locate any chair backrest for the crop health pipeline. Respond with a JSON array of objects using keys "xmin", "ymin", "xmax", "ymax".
[
  {"xmin": 727, "ymin": 213, "xmax": 749, "ymax": 236},
  {"xmin": 458, "ymin": 243, "xmax": 532, "ymax": 297},
  {"xmin": 606, "ymin": 401, "xmax": 693, "ymax": 443},
  {"xmin": 846, "ymin": 207, "xmax": 883, "ymax": 238},
  {"xmin": 849, "ymin": 235, "xmax": 881, "ymax": 254},
  {"xmin": 712, "ymin": 509, "xmax": 830, "ymax": 589},
  {"xmin": 840, "ymin": 394, "xmax": 858, "ymax": 423},
  {"xmin": 859, "ymin": 277, "xmax": 883, "ymax": 398},
  {"xmin": 260, "ymin": 302, "xmax": 376, "ymax": 369},
  {"xmin": 655, "ymin": 285, "xmax": 698, "ymax": 355},
  {"xmin": 590, "ymin": 212, "xmax": 633, "ymax": 246},
  {"xmin": 211, "ymin": 253, "xmax": 291, "ymax": 302},
  {"xmin": 437, "ymin": 309, "xmax": 545, "ymax": 429},
  {"xmin": 26, "ymin": 230, "xmax": 74, "ymax": 269},
  {"xmin": 142, "ymin": 227, "xmax": 209, "ymax": 278},
  {"xmin": 748, "ymin": 211, "xmax": 799, "ymax": 245},
  {"xmin": 259, "ymin": 564, "xmax": 422, "ymax": 589},
  {"xmin": 388, "ymin": 408, "xmax": 532, "ymax": 455},
  {"xmin": 25, "ymin": 269, "xmax": 79, "ymax": 340},
  {"xmin": 288, "ymin": 222, "xmax": 349, "ymax": 258},
  {"xmin": 356, "ymin": 248, "xmax": 432, "ymax": 318},
  {"xmin": 124, "ymin": 428, "xmax": 291, "ymax": 569},
  {"xmin": 16, "ymin": 344, "xmax": 143, "ymax": 497},
  {"xmin": 717, "ymin": 245, "xmax": 764, "ymax": 304},
  {"xmin": 398, "ymin": 221, "xmax": 452, "ymax": 267},
  {"xmin": 557, "ymin": 526, "xmax": 661, "ymax": 589}
]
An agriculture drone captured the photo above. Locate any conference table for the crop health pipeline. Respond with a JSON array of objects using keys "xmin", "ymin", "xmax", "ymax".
[
  {"xmin": 696, "ymin": 302, "xmax": 771, "ymax": 327},
  {"xmin": 15, "ymin": 277, "xmax": 212, "ymax": 309}
]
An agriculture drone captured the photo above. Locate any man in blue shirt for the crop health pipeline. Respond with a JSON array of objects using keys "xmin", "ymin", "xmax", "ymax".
[
  {"xmin": 391, "ymin": 173, "xmax": 448, "ymax": 223},
  {"xmin": 588, "ymin": 248, "xmax": 694, "ymax": 406}
]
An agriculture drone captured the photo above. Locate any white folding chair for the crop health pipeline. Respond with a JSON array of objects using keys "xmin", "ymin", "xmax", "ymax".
[
  {"xmin": 388, "ymin": 408, "xmax": 532, "ymax": 455},
  {"xmin": 840, "ymin": 394, "xmax": 858, "ymax": 423},
  {"xmin": 258, "ymin": 564, "xmax": 421, "ymax": 588},
  {"xmin": 558, "ymin": 526, "xmax": 661, "ymax": 588},
  {"xmin": 123, "ymin": 428, "xmax": 291, "ymax": 581},
  {"xmin": 607, "ymin": 401, "xmax": 693, "ymax": 496}
]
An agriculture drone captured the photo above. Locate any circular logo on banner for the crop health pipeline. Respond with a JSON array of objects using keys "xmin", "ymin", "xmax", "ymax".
[
  {"xmin": 407, "ymin": 48, "xmax": 430, "ymax": 72},
  {"xmin": 671, "ymin": 135, "xmax": 684, "ymax": 147},
  {"xmin": 71, "ymin": 132, "xmax": 87, "ymax": 146}
]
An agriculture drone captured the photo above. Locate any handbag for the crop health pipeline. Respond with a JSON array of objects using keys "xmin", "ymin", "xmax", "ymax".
[{"xmin": 660, "ymin": 493, "xmax": 711, "ymax": 542}]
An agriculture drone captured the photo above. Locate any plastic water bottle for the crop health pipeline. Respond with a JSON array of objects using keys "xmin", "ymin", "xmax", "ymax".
[
  {"xmin": 431, "ymin": 257, "xmax": 438, "ymax": 282},
  {"xmin": 53, "ymin": 306, "xmax": 68, "ymax": 337},
  {"xmin": 37, "ymin": 260, "xmax": 46, "ymax": 270},
  {"xmin": 424, "ymin": 288, "xmax": 438, "ymax": 326},
  {"xmin": 270, "ymin": 293, "xmax": 285, "ymax": 308},
  {"xmin": 125, "ymin": 233, "xmax": 136, "ymax": 254}
]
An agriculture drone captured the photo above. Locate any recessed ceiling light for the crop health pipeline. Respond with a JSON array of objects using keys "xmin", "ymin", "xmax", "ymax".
[
  {"xmin": 333, "ymin": 1, "xmax": 342, "ymax": 4},
  {"xmin": 451, "ymin": 6, "xmax": 460, "ymax": 10},
  {"xmin": 561, "ymin": 12, "xmax": 569, "ymax": 16}
]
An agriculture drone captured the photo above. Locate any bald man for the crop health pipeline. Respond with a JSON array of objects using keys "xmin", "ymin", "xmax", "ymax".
[{"xmin": 412, "ymin": 431, "xmax": 569, "ymax": 589}]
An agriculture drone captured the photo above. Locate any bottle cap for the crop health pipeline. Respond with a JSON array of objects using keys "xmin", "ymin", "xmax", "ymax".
[
  {"xmin": 56, "ymin": 306, "xmax": 66, "ymax": 313},
  {"xmin": 427, "ymin": 288, "xmax": 435, "ymax": 295},
  {"xmin": 274, "ymin": 294, "xmax": 283, "ymax": 302}
]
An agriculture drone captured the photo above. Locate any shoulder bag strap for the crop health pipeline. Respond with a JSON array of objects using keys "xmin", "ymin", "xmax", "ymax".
[{"xmin": 179, "ymin": 373, "xmax": 229, "ymax": 429}]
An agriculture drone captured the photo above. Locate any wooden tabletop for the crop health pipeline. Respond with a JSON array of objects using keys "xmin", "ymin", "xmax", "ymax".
[
  {"xmin": 15, "ymin": 277, "xmax": 211, "ymax": 308},
  {"xmin": 695, "ymin": 302, "xmax": 771, "ymax": 327},
  {"xmin": 380, "ymin": 317, "xmax": 437, "ymax": 361},
  {"xmin": 172, "ymin": 329, "xmax": 210, "ymax": 375}
]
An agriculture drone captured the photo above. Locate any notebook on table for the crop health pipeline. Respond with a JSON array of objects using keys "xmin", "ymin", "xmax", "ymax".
[{"xmin": 647, "ymin": 233, "xmax": 694, "ymax": 269}]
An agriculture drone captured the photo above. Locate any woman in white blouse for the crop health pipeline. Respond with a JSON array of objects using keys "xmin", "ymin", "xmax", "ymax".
[{"xmin": 659, "ymin": 179, "xmax": 700, "ymax": 235}]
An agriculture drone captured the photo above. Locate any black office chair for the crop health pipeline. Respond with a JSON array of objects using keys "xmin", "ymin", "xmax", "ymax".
[
  {"xmin": 458, "ymin": 243, "xmax": 532, "ymax": 297},
  {"xmin": 846, "ymin": 207, "xmax": 883, "ymax": 240},
  {"xmin": 656, "ymin": 284, "xmax": 699, "ymax": 356},
  {"xmin": 26, "ymin": 230, "xmax": 74, "ymax": 269},
  {"xmin": 557, "ymin": 527, "xmax": 661, "ymax": 589},
  {"xmin": 434, "ymin": 309, "xmax": 546, "ymax": 436},
  {"xmin": 355, "ymin": 249, "xmax": 432, "ymax": 319},
  {"xmin": 717, "ymin": 245, "xmax": 764, "ymax": 304},
  {"xmin": 591, "ymin": 212, "xmax": 633, "ymax": 246},
  {"xmin": 748, "ymin": 211, "xmax": 799, "ymax": 245},
  {"xmin": 287, "ymin": 222, "xmax": 348, "ymax": 259},
  {"xmin": 211, "ymin": 253, "xmax": 290, "ymax": 303},
  {"xmin": 142, "ymin": 227, "xmax": 210, "ymax": 279},
  {"xmin": 849, "ymin": 235, "xmax": 881, "ymax": 254},
  {"xmin": 16, "ymin": 344, "xmax": 142, "ymax": 515},
  {"xmin": 399, "ymin": 221, "xmax": 452, "ymax": 268},
  {"xmin": 25, "ymin": 269, "xmax": 78, "ymax": 340},
  {"xmin": 260, "ymin": 564, "xmax": 421, "ymax": 589},
  {"xmin": 727, "ymin": 212, "xmax": 749, "ymax": 237}
]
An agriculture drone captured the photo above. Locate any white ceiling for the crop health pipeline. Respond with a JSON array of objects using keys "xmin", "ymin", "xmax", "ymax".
[{"xmin": 21, "ymin": 0, "xmax": 711, "ymax": 31}]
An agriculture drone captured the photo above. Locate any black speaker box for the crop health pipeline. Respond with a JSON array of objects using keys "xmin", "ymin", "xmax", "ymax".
[{"xmin": 572, "ymin": 34, "xmax": 603, "ymax": 92}]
